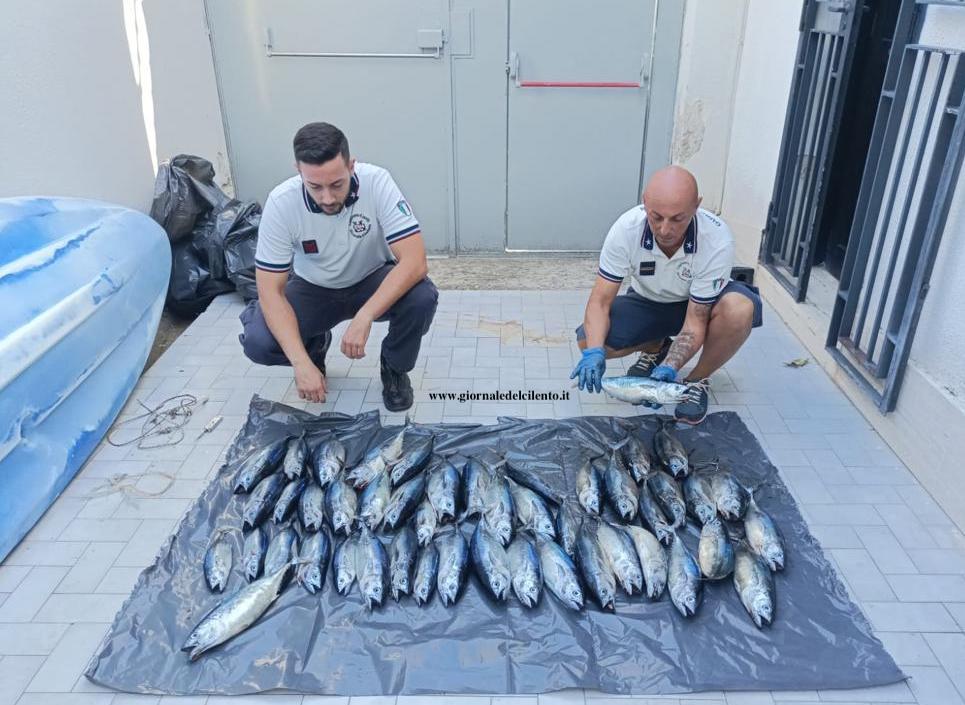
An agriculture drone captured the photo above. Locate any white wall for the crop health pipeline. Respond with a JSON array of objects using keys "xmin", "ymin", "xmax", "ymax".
[
  {"xmin": 718, "ymin": 0, "xmax": 801, "ymax": 263},
  {"xmin": 669, "ymin": 0, "xmax": 749, "ymax": 214},
  {"xmin": 0, "ymin": 0, "xmax": 229, "ymax": 212}
]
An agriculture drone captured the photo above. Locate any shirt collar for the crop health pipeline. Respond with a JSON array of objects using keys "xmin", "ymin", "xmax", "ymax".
[
  {"xmin": 302, "ymin": 172, "xmax": 360, "ymax": 214},
  {"xmin": 641, "ymin": 214, "xmax": 698, "ymax": 254}
]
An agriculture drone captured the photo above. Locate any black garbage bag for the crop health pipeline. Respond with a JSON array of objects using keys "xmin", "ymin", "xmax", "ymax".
[{"xmin": 150, "ymin": 155, "xmax": 262, "ymax": 316}]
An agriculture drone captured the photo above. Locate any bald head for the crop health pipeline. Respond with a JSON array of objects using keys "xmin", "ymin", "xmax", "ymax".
[{"xmin": 642, "ymin": 166, "xmax": 702, "ymax": 252}]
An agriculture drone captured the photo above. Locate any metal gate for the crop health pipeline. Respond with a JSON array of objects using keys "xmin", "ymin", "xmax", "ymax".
[
  {"xmin": 827, "ymin": 0, "xmax": 965, "ymax": 412},
  {"xmin": 761, "ymin": 0, "xmax": 865, "ymax": 301}
]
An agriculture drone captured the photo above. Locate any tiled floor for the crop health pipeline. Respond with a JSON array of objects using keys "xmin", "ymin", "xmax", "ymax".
[{"xmin": 2, "ymin": 290, "xmax": 964, "ymax": 705}]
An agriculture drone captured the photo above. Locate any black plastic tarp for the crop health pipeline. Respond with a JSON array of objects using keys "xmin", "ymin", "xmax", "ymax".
[{"xmin": 85, "ymin": 396, "xmax": 904, "ymax": 696}]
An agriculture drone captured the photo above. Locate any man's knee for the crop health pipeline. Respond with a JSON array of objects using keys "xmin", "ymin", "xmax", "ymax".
[
  {"xmin": 238, "ymin": 316, "xmax": 284, "ymax": 365},
  {"xmin": 714, "ymin": 292, "xmax": 755, "ymax": 328},
  {"xmin": 397, "ymin": 279, "xmax": 439, "ymax": 320}
]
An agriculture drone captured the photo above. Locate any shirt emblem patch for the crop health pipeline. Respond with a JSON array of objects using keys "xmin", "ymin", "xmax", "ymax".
[
  {"xmin": 349, "ymin": 214, "xmax": 372, "ymax": 238},
  {"xmin": 301, "ymin": 239, "xmax": 319, "ymax": 254},
  {"xmin": 676, "ymin": 261, "xmax": 694, "ymax": 282},
  {"xmin": 639, "ymin": 261, "xmax": 656, "ymax": 276},
  {"xmin": 397, "ymin": 199, "xmax": 412, "ymax": 217}
]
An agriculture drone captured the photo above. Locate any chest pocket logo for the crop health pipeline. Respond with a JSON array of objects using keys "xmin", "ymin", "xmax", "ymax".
[
  {"xmin": 349, "ymin": 214, "xmax": 372, "ymax": 239},
  {"xmin": 676, "ymin": 260, "xmax": 694, "ymax": 282},
  {"xmin": 639, "ymin": 261, "xmax": 656, "ymax": 276}
]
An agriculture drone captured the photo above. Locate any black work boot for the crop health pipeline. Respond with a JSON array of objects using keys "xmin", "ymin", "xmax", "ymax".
[
  {"xmin": 306, "ymin": 330, "xmax": 332, "ymax": 376},
  {"xmin": 626, "ymin": 337, "xmax": 673, "ymax": 377},
  {"xmin": 380, "ymin": 355, "xmax": 414, "ymax": 412}
]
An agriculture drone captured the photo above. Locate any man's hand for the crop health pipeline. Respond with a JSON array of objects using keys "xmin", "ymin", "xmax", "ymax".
[
  {"xmin": 294, "ymin": 360, "xmax": 327, "ymax": 403},
  {"xmin": 341, "ymin": 314, "xmax": 372, "ymax": 360},
  {"xmin": 571, "ymin": 347, "xmax": 606, "ymax": 393},
  {"xmin": 650, "ymin": 364, "xmax": 677, "ymax": 382}
]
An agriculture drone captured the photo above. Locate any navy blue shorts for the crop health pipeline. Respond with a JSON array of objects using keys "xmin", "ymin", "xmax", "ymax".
[{"xmin": 575, "ymin": 281, "xmax": 763, "ymax": 349}]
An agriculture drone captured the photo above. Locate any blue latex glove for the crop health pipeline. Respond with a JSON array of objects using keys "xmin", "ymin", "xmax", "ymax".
[
  {"xmin": 637, "ymin": 364, "xmax": 678, "ymax": 409},
  {"xmin": 570, "ymin": 347, "xmax": 606, "ymax": 393}
]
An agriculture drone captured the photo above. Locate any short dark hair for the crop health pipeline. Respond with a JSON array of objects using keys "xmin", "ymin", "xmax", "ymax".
[{"xmin": 293, "ymin": 122, "xmax": 350, "ymax": 165}]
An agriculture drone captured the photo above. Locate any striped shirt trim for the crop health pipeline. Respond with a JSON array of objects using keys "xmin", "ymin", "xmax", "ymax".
[
  {"xmin": 690, "ymin": 293, "xmax": 719, "ymax": 305},
  {"xmin": 255, "ymin": 258, "xmax": 292, "ymax": 273},
  {"xmin": 598, "ymin": 267, "xmax": 623, "ymax": 283},
  {"xmin": 386, "ymin": 224, "xmax": 421, "ymax": 244}
]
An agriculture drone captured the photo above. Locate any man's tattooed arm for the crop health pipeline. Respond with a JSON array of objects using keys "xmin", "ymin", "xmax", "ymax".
[{"xmin": 663, "ymin": 301, "xmax": 713, "ymax": 371}]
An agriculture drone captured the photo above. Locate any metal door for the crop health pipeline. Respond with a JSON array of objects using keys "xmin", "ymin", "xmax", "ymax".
[
  {"xmin": 505, "ymin": 0, "xmax": 656, "ymax": 252},
  {"xmin": 761, "ymin": 0, "xmax": 865, "ymax": 300},
  {"xmin": 204, "ymin": 0, "xmax": 452, "ymax": 252}
]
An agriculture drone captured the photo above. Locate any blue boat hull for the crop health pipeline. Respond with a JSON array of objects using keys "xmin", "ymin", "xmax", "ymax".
[{"xmin": 0, "ymin": 197, "xmax": 171, "ymax": 560}]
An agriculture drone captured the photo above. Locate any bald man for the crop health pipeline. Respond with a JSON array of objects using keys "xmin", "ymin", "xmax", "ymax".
[{"xmin": 571, "ymin": 166, "xmax": 762, "ymax": 424}]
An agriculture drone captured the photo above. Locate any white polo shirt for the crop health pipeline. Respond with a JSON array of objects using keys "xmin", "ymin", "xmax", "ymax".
[
  {"xmin": 254, "ymin": 162, "xmax": 421, "ymax": 289},
  {"xmin": 597, "ymin": 206, "xmax": 734, "ymax": 304}
]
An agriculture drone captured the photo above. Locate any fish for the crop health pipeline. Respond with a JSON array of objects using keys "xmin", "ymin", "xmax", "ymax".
[
  {"xmin": 601, "ymin": 452, "xmax": 639, "ymax": 521},
  {"xmin": 462, "ymin": 457, "xmax": 493, "ymax": 519},
  {"xmin": 312, "ymin": 438, "xmax": 346, "ymax": 488},
  {"xmin": 412, "ymin": 543, "xmax": 439, "ymax": 605},
  {"xmin": 601, "ymin": 376, "xmax": 693, "ymax": 406},
  {"xmin": 647, "ymin": 470, "xmax": 686, "ymax": 529},
  {"xmin": 380, "ymin": 421, "xmax": 409, "ymax": 464},
  {"xmin": 427, "ymin": 459, "xmax": 461, "ymax": 524},
  {"xmin": 242, "ymin": 473, "xmax": 286, "ymax": 531},
  {"xmin": 470, "ymin": 523, "xmax": 512, "ymax": 601},
  {"xmin": 381, "ymin": 474, "xmax": 426, "ymax": 531},
  {"xmin": 619, "ymin": 435, "xmax": 652, "ymax": 483},
  {"xmin": 182, "ymin": 562, "xmax": 292, "ymax": 661},
  {"xmin": 744, "ymin": 496, "xmax": 785, "ymax": 571},
  {"xmin": 536, "ymin": 536, "xmax": 584, "ymax": 610},
  {"xmin": 711, "ymin": 471, "xmax": 751, "ymax": 521},
  {"xmin": 241, "ymin": 527, "xmax": 268, "ymax": 582},
  {"xmin": 347, "ymin": 448, "xmax": 387, "ymax": 489},
  {"xmin": 482, "ymin": 472, "xmax": 515, "ymax": 547},
  {"xmin": 683, "ymin": 470, "xmax": 718, "ymax": 525},
  {"xmin": 597, "ymin": 521, "xmax": 644, "ymax": 595},
  {"xmin": 324, "ymin": 475, "xmax": 357, "ymax": 537},
  {"xmin": 298, "ymin": 483, "xmax": 326, "ymax": 533},
  {"xmin": 264, "ymin": 525, "xmax": 298, "ymax": 576},
  {"xmin": 624, "ymin": 524, "xmax": 668, "ymax": 599},
  {"xmin": 576, "ymin": 458, "xmax": 603, "ymax": 516},
  {"xmin": 357, "ymin": 526, "xmax": 389, "ymax": 609},
  {"xmin": 506, "ymin": 535, "xmax": 542, "ymax": 608},
  {"xmin": 503, "ymin": 458, "xmax": 562, "ymax": 505},
  {"xmin": 389, "ymin": 434, "xmax": 435, "ymax": 487},
  {"xmin": 668, "ymin": 532, "xmax": 703, "ymax": 618},
  {"xmin": 698, "ymin": 517, "xmax": 735, "ymax": 580},
  {"xmin": 554, "ymin": 501, "xmax": 583, "ymax": 558},
  {"xmin": 414, "ymin": 497, "xmax": 438, "ymax": 546},
  {"xmin": 734, "ymin": 542, "xmax": 776, "ymax": 628},
  {"xmin": 273, "ymin": 477, "xmax": 306, "ymax": 524},
  {"xmin": 638, "ymin": 480, "xmax": 674, "ymax": 544},
  {"xmin": 435, "ymin": 527, "xmax": 470, "ymax": 606},
  {"xmin": 654, "ymin": 424, "xmax": 689, "ymax": 478},
  {"xmin": 333, "ymin": 534, "xmax": 359, "ymax": 595},
  {"xmin": 232, "ymin": 437, "xmax": 288, "ymax": 494},
  {"xmin": 575, "ymin": 521, "xmax": 617, "ymax": 611},
  {"xmin": 282, "ymin": 434, "xmax": 308, "ymax": 480},
  {"xmin": 204, "ymin": 529, "xmax": 233, "ymax": 593},
  {"xmin": 297, "ymin": 527, "xmax": 331, "ymax": 594},
  {"xmin": 508, "ymin": 480, "xmax": 556, "ymax": 539},
  {"xmin": 389, "ymin": 525, "xmax": 418, "ymax": 601},
  {"xmin": 358, "ymin": 469, "xmax": 391, "ymax": 531}
]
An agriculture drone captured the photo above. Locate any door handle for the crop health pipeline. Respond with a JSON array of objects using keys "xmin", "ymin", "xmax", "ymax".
[{"xmin": 508, "ymin": 50, "xmax": 642, "ymax": 88}]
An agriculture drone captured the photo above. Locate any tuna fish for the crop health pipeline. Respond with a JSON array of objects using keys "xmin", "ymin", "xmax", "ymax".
[
  {"xmin": 312, "ymin": 438, "xmax": 346, "ymax": 488},
  {"xmin": 282, "ymin": 434, "xmax": 308, "ymax": 480},
  {"xmin": 297, "ymin": 527, "xmax": 331, "ymax": 594},
  {"xmin": 470, "ymin": 523, "xmax": 512, "ymax": 601},
  {"xmin": 601, "ymin": 376, "xmax": 693, "ymax": 406},
  {"xmin": 575, "ymin": 521, "xmax": 617, "ymax": 611},
  {"xmin": 242, "ymin": 473, "xmax": 286, "ymax": 531},
  {"xmin": 624, "ymin": 524, "xmax": 668, "ymax": 599},
  {"xmin": 508, "ymin": 480, "xmax": 556, "ymax": 539},
  {"xmin": 647, "ymin": 470, "xmax": 686, "ymax": 529},
  {"xmin": 576, "ymin": 457, "xmax": 603, "ymax": 516},
  {"xmin": 506, "ymin": 535, "xmax": 542, "ymax": 608},
  {"xmin": 654, "ymin": 423, "xmax": 689, "ymax": 478},
  {"xmin": 241, "ymin": 526, "xmax": 268, "ymax": 582},
  {"xmin": 389, "ymin": 434, "xmax": 434, "ymax": 487},
  {"xmin": 389, "ymin": 525, "xmax": 418, "ymax": 601},
  {"xmin": 232, "ymin": 436, "xmax": 289, "ymax": 494},
  {"xmin": 537, "ymin": 537, "xmax": 584, "ymax": 611},
  {"xmin": 182, "ymin": 562, "xmax": 292, "ymax": 661},
  {"xmin": 638, "ymin": 480, "xmax": 674, "ymax": 545},
  {"xmin": 358, "ymin": 469, "xmax": 391, "ymax": 531},
  {"xmin": 357, "ymin": 526, "xmax": 389, "ymax": 609},
  {"xmin": 482, "ymin": 472, "xmax": 515, "ymax": 547},
  {"xmin": 203, "ymin": 529, "xmax": 233, "ymax": 593},
  {"xmin": 554, "ymin": 501, "xmax": 583, "ymax": 558},
  {"xmin": 734, "ymin": 542, "xmax": 776, "ymax": 628},
  {"xmin": 414, "ymin": 497, "xmax": 438, "ymax": 546},
  {"xmin": 503, "ymin": 458, "xmax": 562, "ymax": 505},
  {"xmin": 668, "ymin": 532, "xmax": 703, "ymax": 618},
  {"xmin": 298, "ymin": 483, "xmax": 326, "ymax": 533},
  {"xmin": 435, "ymin": 527, "xmax": 469, "ymax": 607},
  {"xmin": 347, "ymin": 448, "xmax": 387, "ymax": 489},
  {"xmin": 324, "ymin": 474, "xmax": 357, "ymax": 537},
  {"xmin": 601, "ymin": 452, "xmax": 639, "ymax": 521},
  {"xmin": 427, "ymin": 458, "xmax": 461, "ymax": 524},
  {"xmin": 698, "ymin": 517, "xmax": 735, "ymax": 580},
  {"xmin": 744, "ymin": 496, "xmax": 785, "ymax": 571},
  {"xmin": 461, "ymin": 457, "xmax": 492, "ymax": 519},
  {"xmin": 273, "ymin": 477, "xmax": 305, "ymax": 524},
  {"xmin": 412, "ymin": 543, "xmax": 439, "ymax": 605},
  {"xmin": 619, "ymin": 434, "xmax": 652, "ymax": 483},
  {"xmin": 333, "ymin": 534, "xmax": 359, "ymax": 595},
  {"xmin": 683, "ymin": 470, "xmax": 718, "ymax": 525},
  {"xmin": 597, "ymin": 521, "xmax": 644, "ymax": 595},
  {"xmin": 381, "ymin": 473, "xmax": 426, "ymax": 531},
  {"xmin": 264, "ymin": 525, "xmax": 298, "ymax": 576},
  {"xmin": 711, "ymin": 470, "xmax": 751, "ymax": 521}
]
